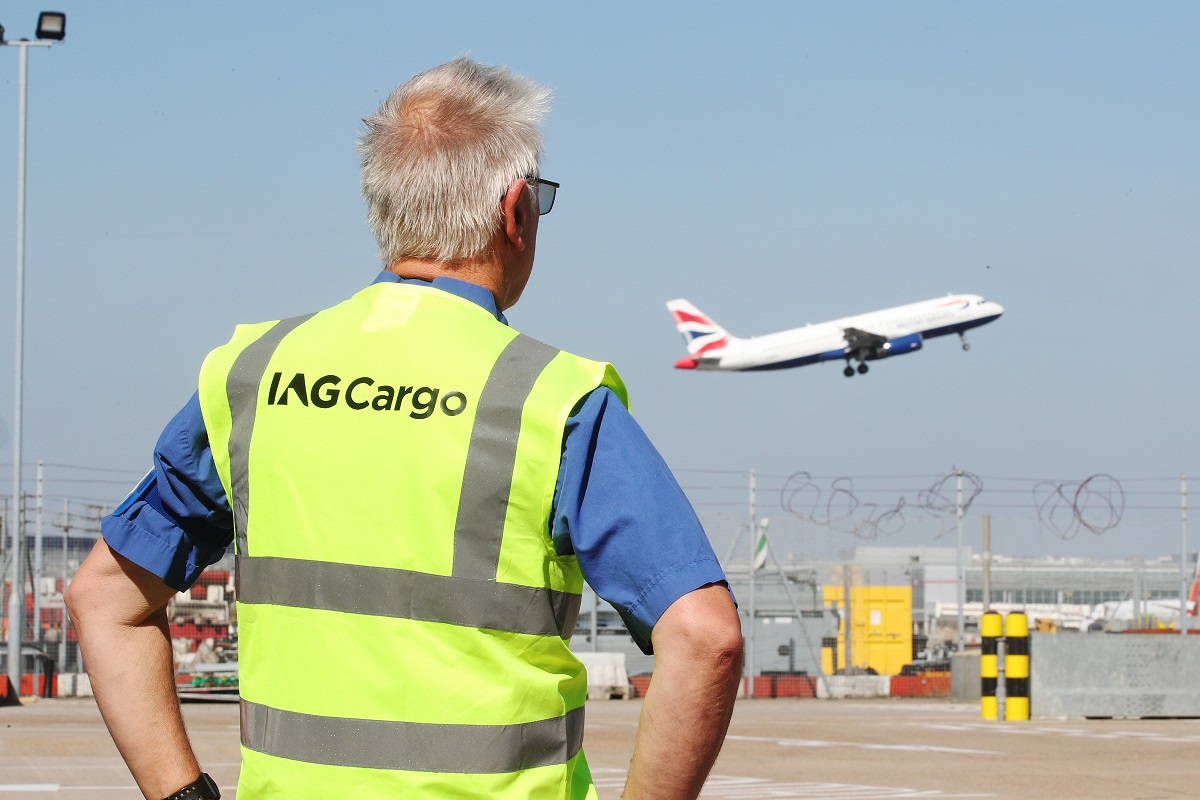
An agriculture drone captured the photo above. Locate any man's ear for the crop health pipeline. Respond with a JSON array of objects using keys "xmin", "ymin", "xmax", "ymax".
[{"xmin": 501, "ymin": 178, "xmax": 530, "ymax": 252}]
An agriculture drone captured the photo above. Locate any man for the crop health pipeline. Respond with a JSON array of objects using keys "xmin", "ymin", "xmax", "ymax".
[{"xmin": 67, "ymin": 57, "xmax": 742, "ymax": 800}]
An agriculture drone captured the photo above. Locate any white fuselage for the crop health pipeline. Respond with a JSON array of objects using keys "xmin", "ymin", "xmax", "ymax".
[{"xmin": 707, "ymin": 294, "xmax": 1003, "ymax": 371}]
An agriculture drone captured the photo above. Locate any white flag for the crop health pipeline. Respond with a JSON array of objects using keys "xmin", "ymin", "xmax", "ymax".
[{"xmin": 753, "ymin": 518, "xmax": 770, "ymax": 571}]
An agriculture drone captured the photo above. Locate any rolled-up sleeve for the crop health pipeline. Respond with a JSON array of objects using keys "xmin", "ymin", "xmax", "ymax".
[
  {"xmin": 101, "ymin": 393, "xmax": 234, "ymax": 591},
  {"xmin": 552, "ymin": 388, "xmax": 730, "ymax": 654}
]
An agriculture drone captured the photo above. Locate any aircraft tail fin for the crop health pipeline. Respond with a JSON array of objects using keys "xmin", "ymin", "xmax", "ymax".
[
  {"xmin": 1189, "ymin": 559, "xmax": 1200, "ymax": 617},
  {"xmin": 666, "ymin": 299, "xmax": 733, "ymax": 359}
]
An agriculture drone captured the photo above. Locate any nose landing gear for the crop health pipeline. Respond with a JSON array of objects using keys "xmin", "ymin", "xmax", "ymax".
[{"xmin": 959, "ymin": 332, "xmax": 971, "ymax": 351}]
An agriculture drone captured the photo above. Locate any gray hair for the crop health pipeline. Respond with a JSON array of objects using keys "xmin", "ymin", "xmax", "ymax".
[{"xmin": 359, "ymin": 57, "xmax": 552, "ymax": 264}]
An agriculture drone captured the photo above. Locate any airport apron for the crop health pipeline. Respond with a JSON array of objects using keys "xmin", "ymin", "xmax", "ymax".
[{"xmin": 197, "ymin": 281, "xmax": 627, "ymax": 799}]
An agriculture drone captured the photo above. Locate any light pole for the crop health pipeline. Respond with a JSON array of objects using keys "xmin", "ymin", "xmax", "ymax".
[
  {"xmin": 955, "ymin": 469, "xmax": 964, "ymax": 652},
  {"xmin": 3, "ymin": 11, "xmax": 65, "ymax": 695}
]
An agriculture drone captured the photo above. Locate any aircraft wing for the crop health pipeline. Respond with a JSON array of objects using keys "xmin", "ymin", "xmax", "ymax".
[{"xmin": 842, "ymin": 327, "xmax": 887, "ymax": 351}]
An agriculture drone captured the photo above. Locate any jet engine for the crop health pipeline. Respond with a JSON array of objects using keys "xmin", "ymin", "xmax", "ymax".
[{"xmin": 867, "ymin": 332, "xmax": 923, "ymax": 360}]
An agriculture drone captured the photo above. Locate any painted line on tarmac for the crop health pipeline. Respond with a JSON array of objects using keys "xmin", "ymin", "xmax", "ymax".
[
  {"xmin": 592, "ymin": 769, "xmax": 994, "ymax": 799},
  {"xmin": 700, "ymin": 778, "xmax": 994, "ymax": 799},
  {"xmin": 0, "ymin": 785, "xmax": 238, "ymax": 795},
  {"xmin": 0, "ymin": 787, "xmax": 59, "ymax": 793},
  {"xmin": 0, "ymin": 761, "xmax": 241, "ymax": 772},
  {"xmin": 0, "ymin": 788, "xmax": 126, "ymax": 794},
  {"xmin": 909, "ymin": 722, "xmax": 1200, "ymax": 744},
  {"xmin": 724, "ymin": 733, "xmax": 1000, "ymax": 756}
]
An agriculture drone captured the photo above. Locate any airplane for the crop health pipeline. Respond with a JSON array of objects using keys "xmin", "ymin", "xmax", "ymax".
[{"xmin": 668, "ymin": 294, "xmax": 1003, "ymax": 376}]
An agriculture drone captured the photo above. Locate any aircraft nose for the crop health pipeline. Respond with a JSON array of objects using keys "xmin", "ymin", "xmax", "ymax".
[{"xmin": 990, "ymin": 302, "xmax": 1004, "ymax": 317}]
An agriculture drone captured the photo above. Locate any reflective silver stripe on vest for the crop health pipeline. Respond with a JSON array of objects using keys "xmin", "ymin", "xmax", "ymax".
[
  {"xmin": 452, "ymin": 334, "xmax": 560, "ymax": 580},
  {"xmin": 226, "ymin": 313, "xmax": 317, "ymax": 556},
  {"xmin": 242, "ymin": 700, "xmax": 585, "ymax": 774},
  {"xmin": 236, "ymin": 554, "xmax": 579, "ymax": 637}
]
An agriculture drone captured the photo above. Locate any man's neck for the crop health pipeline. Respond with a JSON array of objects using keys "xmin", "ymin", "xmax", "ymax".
[{"xmin": 385, "ymin": 256, "xmax": 505, "ymax": 308}]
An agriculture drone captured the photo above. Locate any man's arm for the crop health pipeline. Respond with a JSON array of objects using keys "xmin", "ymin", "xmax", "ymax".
[
  {"xmin": 622, "ymin": 583, "xmax": 743, "ymax": 800},
  {"xmin": 65, "ymin": 538, "xmax": 203, "ymax": 799}
]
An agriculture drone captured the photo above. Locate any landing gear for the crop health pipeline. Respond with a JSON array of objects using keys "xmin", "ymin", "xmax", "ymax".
[
  {"xmin": 843, "ymin": 365, "xmax": 854, "ymax": 378},
  {"xmin": 857, "ymin": 363, "xmax": 869, "ymax": 375},
  {"xmin": 959, "ymin": 332, "xmax": 971, "ymax": 352},
  {"xmin": 843, "ymin": 362, "xmax": 869, "ymax": 377}
]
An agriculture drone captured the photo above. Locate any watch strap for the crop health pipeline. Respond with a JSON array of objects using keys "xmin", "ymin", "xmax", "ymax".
[{"xmin": 163, "ymin": 772, "xmax": 221, "ymax": 800}]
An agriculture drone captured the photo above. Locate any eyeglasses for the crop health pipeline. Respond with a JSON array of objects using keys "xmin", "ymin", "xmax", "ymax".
[
  {"xmin": 505, "ymin": 177, "xmax": 559, "ymax": 216},
  {"xmin": 532, "ymin": 178, "xmax": 558, "ymax": 215}
]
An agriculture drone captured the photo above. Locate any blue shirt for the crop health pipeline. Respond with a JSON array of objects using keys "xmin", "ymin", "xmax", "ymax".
[{"xmin": 102, "ymin": 273, "xmax": 727, "ymax": 653}]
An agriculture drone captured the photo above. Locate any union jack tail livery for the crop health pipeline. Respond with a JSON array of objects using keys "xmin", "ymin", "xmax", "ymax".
[{"xmin": 667, "ymin": 299, "xmax": 733, "ymax": 369}]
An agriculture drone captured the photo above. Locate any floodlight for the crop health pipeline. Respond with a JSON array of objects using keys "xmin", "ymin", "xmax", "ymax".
[{"xmin": 35, "ymin": 12, "xmax": 65, "ymax": 41}]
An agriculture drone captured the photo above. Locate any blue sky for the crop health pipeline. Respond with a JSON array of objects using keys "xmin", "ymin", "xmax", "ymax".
[{"xmin": 0, "ymin": 2, "xmax": 1196, "ymax": 562}]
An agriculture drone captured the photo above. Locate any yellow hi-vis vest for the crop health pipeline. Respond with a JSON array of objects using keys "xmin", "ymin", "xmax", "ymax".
[{"xmin": 196, "ymin": 281, "xmax": 627, "ymax": 799}]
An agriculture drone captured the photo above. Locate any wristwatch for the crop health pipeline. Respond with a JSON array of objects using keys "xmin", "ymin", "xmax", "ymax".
[{"xmin": 163, "ymin": 772, "xmax": 221, "ymax": 800}]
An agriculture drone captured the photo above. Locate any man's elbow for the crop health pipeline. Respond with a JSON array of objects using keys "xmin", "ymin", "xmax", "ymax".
[
  {"xmin": 64, "ymin": 540, "xmax": 175, "ymax": 631},
  {"xmin": 706, "ymin": 611, "xmax": 744, "ymax": 678},
  {"xmin": 64, "ymin": 569, "xmax": 95, "ymax": 632},
  {"xmin": 654, "ymin": 584, "xmax": 744, "ymax": 675},
  {"xmin": 710, "ymin": 618, "xmax": 739, "ymax": 666}
]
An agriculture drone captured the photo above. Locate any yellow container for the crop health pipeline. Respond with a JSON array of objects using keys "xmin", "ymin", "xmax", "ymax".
[{"xmin": 823, "ymin": 584, "xmax": 912, "ymax": 676}]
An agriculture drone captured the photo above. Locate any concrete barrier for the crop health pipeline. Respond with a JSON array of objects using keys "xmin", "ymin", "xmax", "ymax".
[
  {"xmin": 55, "ymin": 673, "xmax": 92, "ymax": 698},
  {"xmin": 816, "ymin": 675, "xmax": 890, "ymax": 699},
  {"xmin": 1031, "ymin": 633, "xmax": 1200, "ymax": 719},
  {"xmin": 576, "ymin": 652, "xmax": 632, "ymax": 699},
  {"xmin": 951, "ymin": 651, "xmax": 981, "ymax": 702}
]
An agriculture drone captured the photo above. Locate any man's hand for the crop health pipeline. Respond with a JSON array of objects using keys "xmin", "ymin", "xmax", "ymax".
[
  {"xmin": 65, "ymin": 538, "xmax": 202, "ymax": 799},
  {"xmin": 622, "ymin": 583, "xmax": 743, "ymax": 800}
]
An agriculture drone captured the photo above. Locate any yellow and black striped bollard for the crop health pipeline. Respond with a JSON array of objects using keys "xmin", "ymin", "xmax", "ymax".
[
  {"xmin": 980, "ymin": 611, "xmax": 1002, "ymax": 720},
  {"xmin": 1005, "ymin": 612, "xmax": 1029, "ymax": 721}
]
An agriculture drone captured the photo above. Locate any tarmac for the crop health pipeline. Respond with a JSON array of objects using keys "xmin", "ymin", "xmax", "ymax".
[{"xmin": 2, "ymin": 696, "xmax": 1199, "ymax": 798}]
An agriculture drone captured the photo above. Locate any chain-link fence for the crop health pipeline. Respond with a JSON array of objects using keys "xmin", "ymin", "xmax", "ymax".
[{"xmin": 3, "ymin": 467, "xmax": 1196, "ymax": 698}]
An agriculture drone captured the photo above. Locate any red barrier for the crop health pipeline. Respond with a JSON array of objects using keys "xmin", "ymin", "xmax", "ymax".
[
  {"xmin": 749, "ymin": 675, "xmax": 816, "ymax": 698},
  {"xmin": 19, "ymin": 673, "xmax": 57, "ymax": 698},
  {"xmin": 634, "ymin": 673, "xmax": 818, "ymax": 699},
  {"xmin": 168, "ymin": 623, "xmax": 230, "ymax": 642},
  {"xmin": 0, "ymin": 673, "xmax": 58, "ymax": 699},
  {"xmin": 890, "ymin": 673, "xmax": 951, "ymax": 698},
  {"xmin": 195, "ymin": 570, "xmax": 231, "ymax": 587},
  {"xmin": 773, "ymin": 675, "xmax": 817, "ymax": 698}
]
